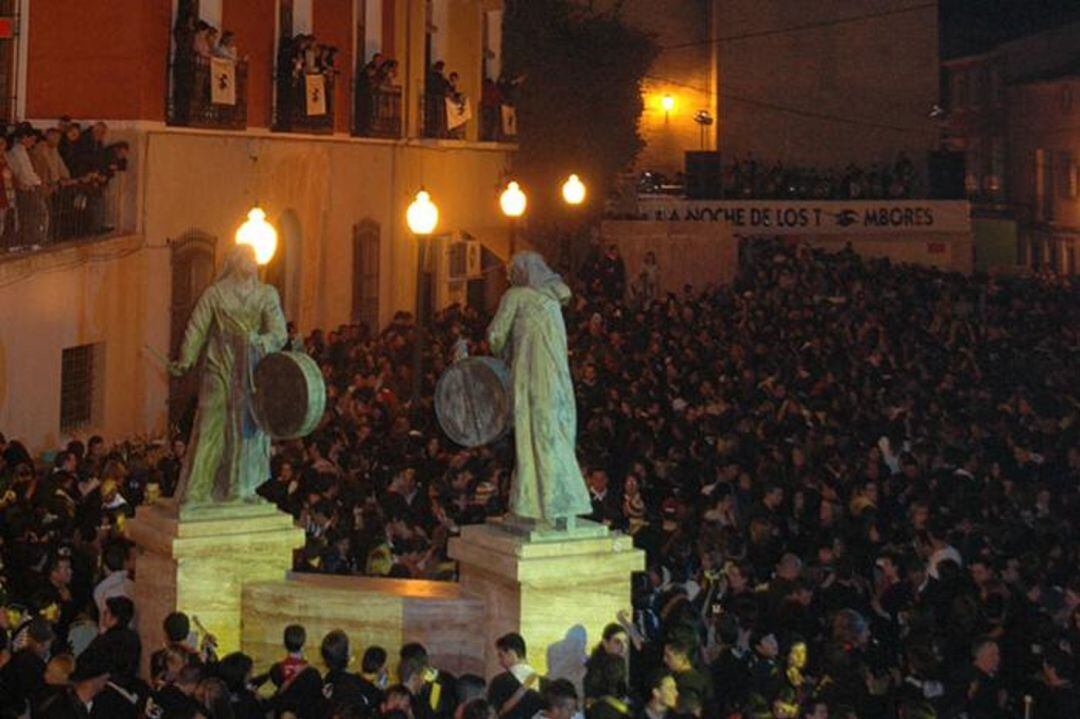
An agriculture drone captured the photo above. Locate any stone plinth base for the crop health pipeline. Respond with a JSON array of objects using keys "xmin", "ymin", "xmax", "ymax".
[
  {"xmin": 448, "ymin": 522, "xmax": 645, "ymax": 681},
  {"xmin": 241, "ymin": 573, "xmax": 486, "ymax": 676},
  {"xmin": 127, "ymin": 503, "xmax": 304, "ymax": 675}
]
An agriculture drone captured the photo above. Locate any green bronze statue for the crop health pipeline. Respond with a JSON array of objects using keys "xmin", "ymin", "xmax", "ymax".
[
  {"xmin": 169, "ymin": 244, "xmax": 287, "ymax": 509},
  {"xmin": 488, "ymin": 251, "xmax": 592, "ymax": 528}
]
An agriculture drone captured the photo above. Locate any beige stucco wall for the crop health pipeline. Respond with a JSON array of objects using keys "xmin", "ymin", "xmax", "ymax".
[{"xmin": 0, "ymin": 237, "xmax": 168, "ymax": 452}]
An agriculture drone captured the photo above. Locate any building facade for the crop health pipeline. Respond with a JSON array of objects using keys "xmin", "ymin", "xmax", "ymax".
[
  {"xmin": 1, "ymin": 0, "xmax": 516, "ymax": 451},
  {"xmin": 940, "ymin": 21, "xmax": 1080, "ymax": 273}
]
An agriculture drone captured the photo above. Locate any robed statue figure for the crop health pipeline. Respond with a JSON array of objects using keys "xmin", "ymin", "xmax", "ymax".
[
  {"xmin": 487, "ymin": 251, "xmax": 592, "ymax": 527},
  {"xmin": 169, "ymin": 244, "xmax": 287, "ymax": 508}
]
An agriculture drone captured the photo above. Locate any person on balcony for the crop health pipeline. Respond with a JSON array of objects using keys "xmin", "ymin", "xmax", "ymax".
[
  {"xmin": 214, "ymin": 31, "xmax": 239, "ymax": 61},
  {"xmin": 193, "ymin": 22, "xmax": 216, "ymax": 61},
  {"xmin": 30, "ymin": 127, "xmax": 73, "ymax": 243},
  {"xmin": 425, "ymin": 61, "xmax": 451, "ymax": 138},
  {"xmin": 5, "ymin": 126, "xmax": 48, "ymax": 248}
]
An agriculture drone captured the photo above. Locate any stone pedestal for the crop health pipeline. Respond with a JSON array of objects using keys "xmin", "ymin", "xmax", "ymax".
[
  {"xmin": 448, "ymin": 522, "xmax": 645, "ymax": 681},
  {"xmin": 127, "ymin": 502, "xmax": 305, "ymax": 674},
  {"xmin": 242, "ymin": 573, "xmax": 487, "ymax": 676}
]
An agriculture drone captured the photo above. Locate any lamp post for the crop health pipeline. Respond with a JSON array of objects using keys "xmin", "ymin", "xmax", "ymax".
[
  {"xmin": 562, "ymin": 174, "xmax": 586, "ymax": 206},
  {"xmin": 500, "ymin": 180, "xmax": 527, "ymax": 256},
  {"xmin": 406, "ymin": 189, "xmax": 439, "ymax": 406},
  {"xmin": 560, "ymin": 174, "xmax": 587, "ymax": 271},
  {"xmin": 235, "ymin": 206, "xmax": 278, "ymax": 265},
  {"xmin": 661, "ymin": 93, "xmax": 675, "ymax": 123}
]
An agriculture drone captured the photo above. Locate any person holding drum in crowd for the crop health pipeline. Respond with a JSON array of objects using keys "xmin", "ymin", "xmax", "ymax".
[
  {"xmin": 487, "ymin": 251, "xmax": 592, "ymax": 530},
  {"xmin": 169, "ymin": 243, "xmax": 288, "ymax": 508}
]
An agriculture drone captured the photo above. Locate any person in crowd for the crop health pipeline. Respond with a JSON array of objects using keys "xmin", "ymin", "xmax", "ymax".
[
  {"xmin": 320, "ymin": 629, "xmax": 368, "ymax": 716},
  {"xmin": 487, "ymin": 633, "xmax": 543, "ymax": 719}
]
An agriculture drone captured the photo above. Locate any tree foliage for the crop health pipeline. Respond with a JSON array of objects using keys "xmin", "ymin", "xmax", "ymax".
[{"xmin": 503, "ymin": 1, "xmax": 657, "ymax": 234}]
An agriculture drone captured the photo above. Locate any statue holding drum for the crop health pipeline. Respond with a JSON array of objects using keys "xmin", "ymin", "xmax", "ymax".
[
  {"xmin": 168, "ymin": 244, "xmax": 324, "ymax": 511},
  {"xmin": 437, "ymin": 251, "xmax": 591, "ymax": 531}
]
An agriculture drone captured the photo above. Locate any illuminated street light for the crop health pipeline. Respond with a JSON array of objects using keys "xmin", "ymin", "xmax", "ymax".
[
  {"xmin": 661, "ymin": 94, "xmax": 675, "ymax": 113},
  {"xmin": 562, "ymin": 174, "xmax": 586, "ymax": 206},
  {"xmin": 500, "ymin": 181, "xmax": 527, "ymax": 218},
  {"xmin": 235, "ymin": 206, "xmax": 278, "ymax": 265},
  {"xmin": 406, "ymin": 189, "xmax": 439, "ymax": 236}
]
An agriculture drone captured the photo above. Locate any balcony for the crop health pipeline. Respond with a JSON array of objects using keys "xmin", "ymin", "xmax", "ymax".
[
  {"xmin": 168, "ymin": 56, "xmax": 249, "ymax": 130},
  {"xmin": 354, "ymin": 85, "xmax": 402, "ymax": 139},
  {"xmin": 274, "ymin": 72, "xmax": 335, "ymax": 134},
  {"xmin": 2, "ymin": 171, "xmax": 131, "ymax": 256}
]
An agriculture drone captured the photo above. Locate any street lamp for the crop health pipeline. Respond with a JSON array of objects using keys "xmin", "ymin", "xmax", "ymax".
[
  {"xmin": 406, "ymin": 189, "xmax": 439, "ymax": 406},
  {"xmin": 406, "ymin": 189, "xmax": 439, "ymax": 236},
  {"xmin": 562, "ymin": 174, "xmax": 586, "ymax": 206},
  {"xmin": 500, "ymin": 180, "xmax": 527, "ymax": 255},
  {"xmin": 661, "ymin": 94, "xmax": 675, "ymax": 122},
  {"xmin": 235, "ymin": 205, "xmax": 278, "ymax": 265}
]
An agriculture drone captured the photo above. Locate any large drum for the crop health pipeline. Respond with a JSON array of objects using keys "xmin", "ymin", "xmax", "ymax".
[
  {"xmin": 435, "ymin": 356, "xmax": 512, "ymax": 448},
  {"xmin": 252, "ymin": 351, "xmax": 327, "ymax": 439}
]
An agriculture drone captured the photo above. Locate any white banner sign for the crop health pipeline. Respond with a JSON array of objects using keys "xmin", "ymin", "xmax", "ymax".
[
  {"xmin": 210, "ymin": 58, "xmax": 236, "ymax": 106},
  {"xmin": 638, "ymin": 199, "xmax": 972, "ymax": 236},
  {"xmin": 446, "ymin": 97, "xmax": 472, "ymax": 130},
  {"xmin": 500, "ymin": 104, "xmax": 517, "ymax": 137},
  {"xmin": 305, "ymin": 73, "xmax": 327, "ymax": 116}
]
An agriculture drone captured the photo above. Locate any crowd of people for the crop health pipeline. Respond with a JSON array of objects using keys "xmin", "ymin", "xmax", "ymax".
[
  {"xmin": 638, "ymin": 154, "xmax": 920, "ymax": 202},
  {"xmin": 1, "ymin": 239, "xmax": 1078, "ymax": 718},
  {"xmin": 0, "ymin": 119, "xmax": 127, "ymax": 252}
]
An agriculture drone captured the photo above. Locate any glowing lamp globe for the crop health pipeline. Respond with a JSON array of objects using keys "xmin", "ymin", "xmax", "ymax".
[
  {"xmin": 235, "ymin": 206, "xmax": 278, "ymax": 265},
  {"xmin": 500, "ymin": 181, "xmax": 527, "ymax": 218},
  {"xmin": 407, "ymin": 190, "xmax": 439, "ymax": 236},
  {"xmin": 562, "ymin": 174, "xmax": 586, "ymax": 206},
  {"xmin": 661, "ymin": 94, "xmax": 675, "ymax": 112}
]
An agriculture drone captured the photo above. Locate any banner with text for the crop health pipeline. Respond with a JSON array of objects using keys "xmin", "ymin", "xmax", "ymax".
[
  {"xmin": 305, "ymin": 74, "xmax": 327, "ymax": 116},
  {"xmin": 638, "ymin": 199, "xmax": 971, "ymax": 236},
  {"xmin": 210, "ymin": 58, "xmax": 236, "ymax": 105}
]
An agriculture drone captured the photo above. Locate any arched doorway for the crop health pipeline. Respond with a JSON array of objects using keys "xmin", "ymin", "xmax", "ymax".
[
  {"xmin": 352, "ymin": 219, "xmax": 381, "ymax": 331},
  {"xmin": 169, "ymin": 231, "xmax": 216, "ymax": 433}
]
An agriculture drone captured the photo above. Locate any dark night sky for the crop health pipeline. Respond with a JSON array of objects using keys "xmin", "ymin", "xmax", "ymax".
[{"xmin": 940, "ymin": 0, "xmax": 1080, "ymax": 58}]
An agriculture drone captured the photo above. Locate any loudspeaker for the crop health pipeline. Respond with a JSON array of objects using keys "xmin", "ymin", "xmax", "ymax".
[
  {"xmin": 928, "ymin": 150, "xmax": 966, "ymax": 199},
  {"xmin": 685, "ymin": 151, "xmax": 723, "ymax": 199}
]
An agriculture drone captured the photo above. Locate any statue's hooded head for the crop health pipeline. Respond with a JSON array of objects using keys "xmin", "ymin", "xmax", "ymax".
[
  {"xmin": 508, "ymin": 251, "xmax": 561, "ymax": 289},
  {"xmin": 220, "ymin": 243, "xmax": 259, "ymax": 282}
]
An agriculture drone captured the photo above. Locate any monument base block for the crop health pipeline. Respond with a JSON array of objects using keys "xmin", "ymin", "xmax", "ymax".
[
  {"xmin": 127, "ymin": 502, "xmax": 304, "ymax": 673},
  {"xmin": 449, "ymin": 522, "xmax": 645, "ymax": 680}
]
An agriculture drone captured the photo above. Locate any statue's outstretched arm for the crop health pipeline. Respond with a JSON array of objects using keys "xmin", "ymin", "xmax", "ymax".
[{"xmin": 176, "ymin": 290, "xmax": 215, "ymax": 372}]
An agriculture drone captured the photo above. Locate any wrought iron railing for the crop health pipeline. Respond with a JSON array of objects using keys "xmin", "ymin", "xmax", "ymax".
[{"xmin": 168, "ymin": 55, "xmax": 249, "ymax": 130}]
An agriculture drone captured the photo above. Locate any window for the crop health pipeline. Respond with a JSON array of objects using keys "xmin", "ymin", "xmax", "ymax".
[{"xmin": 60, "ymin": 344, "xmax": 101, "ymax": 432}]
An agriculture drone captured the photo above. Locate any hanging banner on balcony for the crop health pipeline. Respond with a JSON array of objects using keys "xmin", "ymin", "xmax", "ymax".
[
  {"xmin": 210, "ymin": 58, "xmax": 236, "ymax": 105},
  {"xmin": 305, "ymin": 74, "xmax": 327, "ymax": 116},
  {"xmin": 500, "ymin": 105, "xmax": 517, "ymax": 137},
  {"xmin": 446, "ymin": 97, "xmax": 472, "ymax": 131}
]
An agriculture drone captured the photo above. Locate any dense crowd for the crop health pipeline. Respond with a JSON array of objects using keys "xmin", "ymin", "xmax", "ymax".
[
  {"xmin": 0, "ymin": 119, "xmax": 127, "ymax": 251},
  {"xmin": 1, "ymin": 240, "xmax": 1078, "ymax": 718},
  {"xmin": 638, "ymin": 154, "xmax": 919, "ymax": 201}
]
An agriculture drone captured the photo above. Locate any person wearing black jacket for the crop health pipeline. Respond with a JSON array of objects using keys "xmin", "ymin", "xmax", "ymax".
[{"xmin": 317, "ymin": 630, "xmax": 366, "ymax": 717}]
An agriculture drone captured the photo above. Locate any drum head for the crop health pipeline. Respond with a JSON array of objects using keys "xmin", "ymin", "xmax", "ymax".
[
  {"xmin": 253, "ymin": 351, "xmax": 326, "ymax": 439},
  {"xmin": 435, "ymin": 356, "xmax": 511, "ymax": 448}
]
